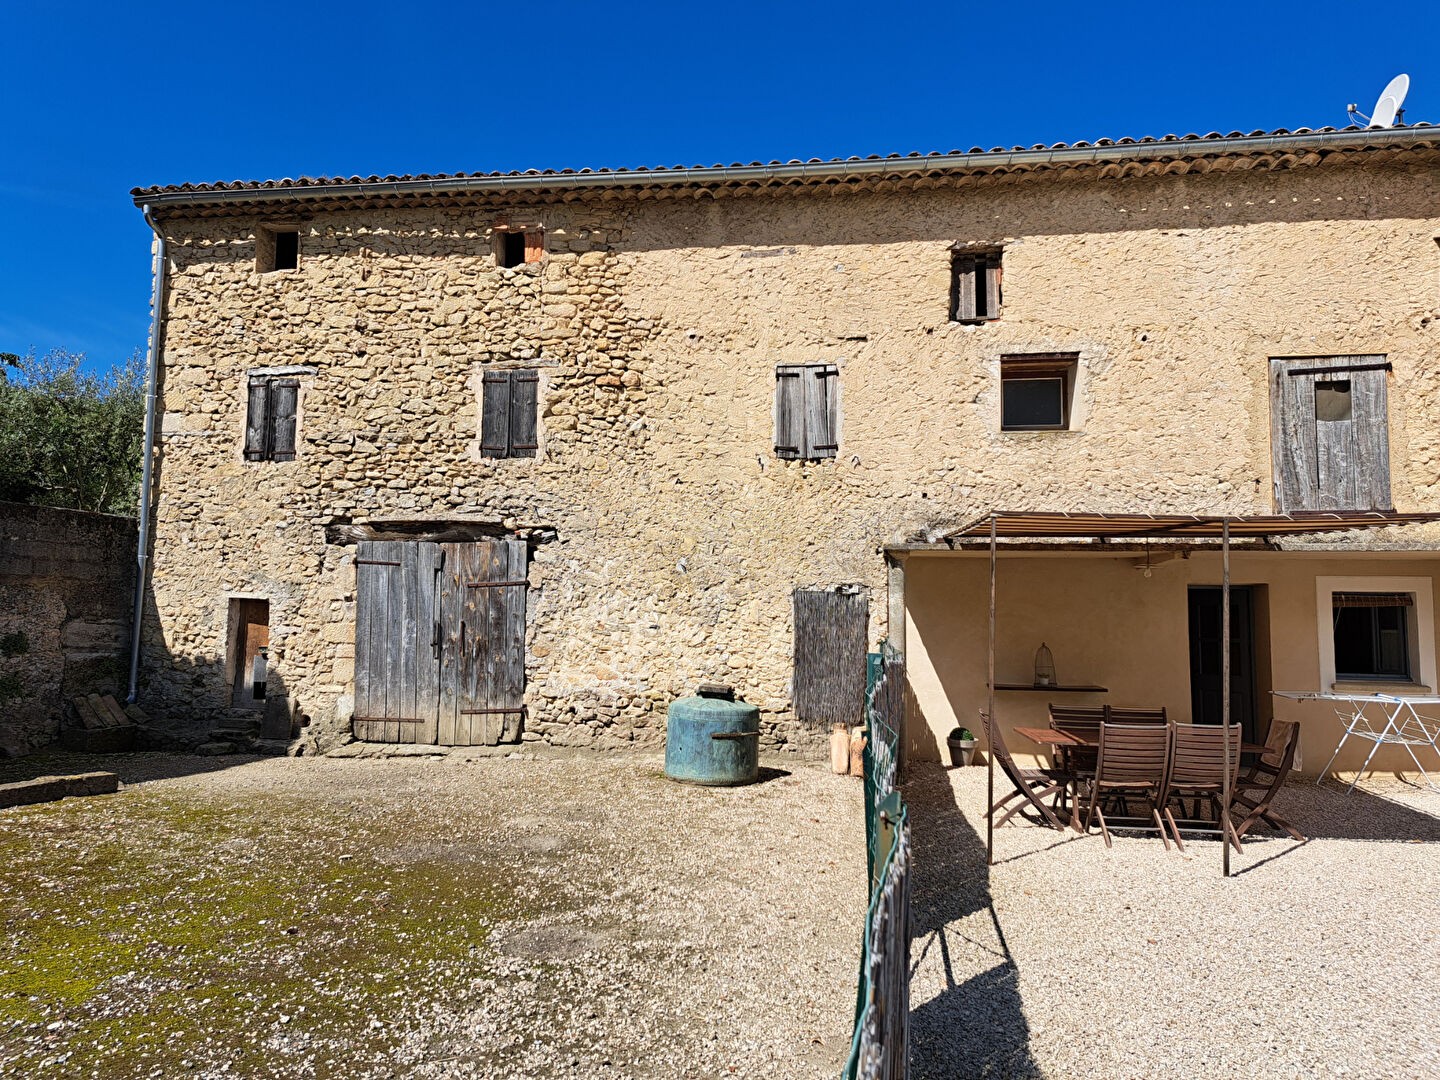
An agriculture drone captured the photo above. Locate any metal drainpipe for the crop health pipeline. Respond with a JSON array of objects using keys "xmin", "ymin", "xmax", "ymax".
[{"xmin": 126, "ymin": 207, "xmax": 166, "ymax": 703}]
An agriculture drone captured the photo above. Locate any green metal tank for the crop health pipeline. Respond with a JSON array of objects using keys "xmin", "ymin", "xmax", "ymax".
[{"xmin": 664, "ymin": 684, "xmax": 760, "ymax": 786}]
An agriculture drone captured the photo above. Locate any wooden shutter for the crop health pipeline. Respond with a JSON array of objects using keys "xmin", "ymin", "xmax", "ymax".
[
  {"xmin": 1270, "ymin": 356, "xmax": 1390, "ymax": 512},
  {"xmin": 775, "ymin": 366, "xmax": 804, "ymax": 459},
  {"xmin": 438, "ymin": 540, "xmax": 526, "ymax": 746},
  {"xmin": 244, "ymin": 382, "xmax": 269, "ymax": 460},
  {"xmin": 509, "ymin": 370, "xmax": 539, "ymax": 456},
  {"xmin": 1349, "ymin": 366, "xmax": 1391, "ymax": 510},
  {"xmin": 480, "ymin": 371, "xmax": 512, "ymax": 458},
  {"xmin": 982, "ymin": 252, "xmax": 1002, "ymax": 318},
  {"xmin": 792, "ymin": 588, "xmax": 869, "ymax": 728},
  {"xmin": 952, "ymin": 255, "xmax": 977, "ymax": 320},
  {"xmin": 804, "ymin": 364, "xmax": 839, "ymax": 459},
  {"xmin": 269, "ymin": 380, "xmax": 299, "ymax": 462},
  {"xmin": 523, "ymin": 231, "xmax": 545, "ymax": 264},
  {"xmin": 353, "ymin": 541, "xmax": 441, "ymax": 745}
]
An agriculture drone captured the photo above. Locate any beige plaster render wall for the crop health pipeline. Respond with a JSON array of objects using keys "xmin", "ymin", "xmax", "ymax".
[
  {"xmin": 903, "ymin": 549, "xmax": 1440, "ymax": 778},
  {"xmin": 141, "ymin": 158, "xmax": 1440, "ymax": 750}
]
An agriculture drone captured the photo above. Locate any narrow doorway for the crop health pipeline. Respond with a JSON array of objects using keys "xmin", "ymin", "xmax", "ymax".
[
  {"xmin": 228, "ymin": 598, "xmax": 270, "ymax": 709},
  {"xmin": 1187, "ymin": 586, "xmax": 1258, "ymax": 742}
]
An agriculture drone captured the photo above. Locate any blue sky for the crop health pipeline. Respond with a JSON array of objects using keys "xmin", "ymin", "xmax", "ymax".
[{"xmin": 4, "ymin": 1, "xmax": 1439, "ymax": 370}]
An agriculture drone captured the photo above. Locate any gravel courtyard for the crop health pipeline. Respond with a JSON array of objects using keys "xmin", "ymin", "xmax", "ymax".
[
  {"xmin": 0, "ymin": 750, "xmax": 865, "ymax": 1079},
  {"xmin": 907, "ymin": 762, "xmax": 1440, "ymax": 1080}
]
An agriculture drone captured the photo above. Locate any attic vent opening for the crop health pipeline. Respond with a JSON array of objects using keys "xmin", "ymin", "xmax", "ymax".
[
  {"xmin": 500, "ymin": 232, "xmax": 526, "ymax": 268},
  {"xmin": 495, "ymin": 227, "xmax": 544, "ymax": 268}
]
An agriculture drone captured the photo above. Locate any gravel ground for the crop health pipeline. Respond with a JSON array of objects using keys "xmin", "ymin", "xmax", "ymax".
[
  {"xmin": 0, "ymin": 750, "xmax": 865, "ymax": 1079},
  {"xmin": 906, "ymin": 762, "xmax": 1440, "ymax": 1079}
]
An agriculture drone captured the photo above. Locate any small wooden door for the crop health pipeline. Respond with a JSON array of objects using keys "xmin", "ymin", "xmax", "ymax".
[
  {"xmin": 437, "ymin": 540, "xmax": 527, "ymax": 746},
  {"xmin": 353, "ymin": 540, "xmax": 525, "ymax": 746},
  {"xmin": 1187, "ymin": 586, "xmax": 1258, "ymax": 744}
]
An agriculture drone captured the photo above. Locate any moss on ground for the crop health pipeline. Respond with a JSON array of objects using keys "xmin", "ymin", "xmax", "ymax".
[{"xmin": 0, "ymin": 786, "xmax": 529, "ymax": 1079}]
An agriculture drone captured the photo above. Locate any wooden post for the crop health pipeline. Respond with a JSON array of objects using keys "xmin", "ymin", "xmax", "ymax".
[
  {"xmin": 1222, "ymin": 517, "xmax": 1232, "ymax": 879},
  {"xmin": 987, "ymin": 513, "xmax": 997, "ymax": 866}
]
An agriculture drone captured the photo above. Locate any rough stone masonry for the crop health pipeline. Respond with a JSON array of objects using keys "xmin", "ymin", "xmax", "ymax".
[{"xmin": 131, "ymin": 132, "xmax": 1440, "ymax": 752}]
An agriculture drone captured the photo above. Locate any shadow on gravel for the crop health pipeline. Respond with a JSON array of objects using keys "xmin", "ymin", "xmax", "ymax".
[
  {"xmin": 905, "ymin": 762, "xmax": 1042, "ymax": 1080},
  {"xmin": 0, "ymin": 749, "xmax": 265, "ymax": 787}
]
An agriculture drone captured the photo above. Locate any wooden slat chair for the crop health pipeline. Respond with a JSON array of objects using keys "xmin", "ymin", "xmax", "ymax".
[
  {"xmin": 1048, "ymin": 704, "xmax": 1105, "ymax": 792},
  {"xmin": 1159, "ymin": 723, "xmax": 1243, "ymax": 852},
  {"xmin": 1231, "ymin": 719, "xmax": 1305, "ymax": 841},
  {"xmin": 1105, "ymin": 705, "xmax": 1167, "ymax": 725},
  {"xmin": 1081, "ymin": 723, "xmax": 1171, "ymax": 849},
  {"xmin": 979, "ymin": 710, "xmax": 1072, "ymax": 831}
]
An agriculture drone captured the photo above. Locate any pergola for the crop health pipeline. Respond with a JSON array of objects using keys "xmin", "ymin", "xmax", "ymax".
[{"xmin": 944, "ymin": 510, "xmax": 1440, "ymax": 876}]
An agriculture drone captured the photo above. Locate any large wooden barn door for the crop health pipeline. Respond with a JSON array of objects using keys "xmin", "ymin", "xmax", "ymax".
[
  {"xmin": 437, "ymin": 540, "xmax": 527, "ymax": 746},
  {"xmin": 354, "ymin": 539, "xmax": 526, "ymax": 745},
  {"xmin": 354, "ymin": 541, "xmax": 442, "ymax": 744}
]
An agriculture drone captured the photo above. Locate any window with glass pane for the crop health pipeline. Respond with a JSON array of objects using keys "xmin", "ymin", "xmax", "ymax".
[
  {"xmin": 1000, "ymin": 354, "xmax": 1076, "ymax": 431},
  {"xmin": 1333, "ymin": 592, "xmax": 1412, "ymax": 680}
]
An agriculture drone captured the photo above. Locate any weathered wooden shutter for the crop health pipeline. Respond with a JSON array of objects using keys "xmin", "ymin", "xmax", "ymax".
[
  {"xmin": 804, "ymin": 365, "xmax": 839, "ymax": 459},
  {"xmin": 793, "ymin": 588, "xmax": 869, "ymax": 727},
  {"xmin": 244, "ymin": 382, "xmax": 269, "ymax": 461},
  {"xmin": 481, "ymin": 371, "xmax": 512, "ymax": 458},
  {"xmin": 1270, "ymin": 356, "xmax": 1390, "ymax": 511},
  {"xmin": 438, "ymin": 540, "xmax": 526, "ymax": 746},
  {"xmin": 524, "ymin": 231, "xmax": 545, "ymax": 264},
  {"xmin": 982, "ymin": 251, "xmax": 1002, "ymax": 318},
  {"xmin": 353, "ymin": 541, "xmax": 441, "ymax": 745},
  {"xmin": 775, "ymin": 366, "xmax": 804, "ymax": 459},
  {"xmin": 269, "ymin": 380, "xmax": 299, "ymax": 462},
  {"xmin": 952, "ymin": 254, "xmax": 977, "ymax": 320},
  {"xmin": 509, "ymin": 370, "xmax": 539, "ymax": 456}
]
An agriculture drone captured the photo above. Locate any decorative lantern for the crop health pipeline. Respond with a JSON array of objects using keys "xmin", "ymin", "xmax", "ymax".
[{"xmin": 1033, "ymin": 642, "xmax": 1056, "ymax": 688}]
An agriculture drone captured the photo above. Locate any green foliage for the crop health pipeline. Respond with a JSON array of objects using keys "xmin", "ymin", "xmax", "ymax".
[
  {"xmin": 0, "ymin": 631, "xmax": 28, "ymax": 657},
  {"xmin": 0, "ymin": 349, "xmax": 145, "ymax": 515}
]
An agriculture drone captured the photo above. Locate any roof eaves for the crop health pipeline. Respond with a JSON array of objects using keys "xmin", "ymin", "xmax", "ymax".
[{"xmin": 130, "ymin": 125, "xmax": 1440, "ymax": 213}]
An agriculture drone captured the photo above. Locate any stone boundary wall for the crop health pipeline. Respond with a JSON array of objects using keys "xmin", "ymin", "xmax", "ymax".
[{"xmin": 0, "ymin": 502, "xmax": 137, "ymax": 756}]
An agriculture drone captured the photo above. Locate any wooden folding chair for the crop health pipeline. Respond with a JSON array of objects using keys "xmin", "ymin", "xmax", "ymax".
[
  {"xmin": 1082, "ymin": 722, "xmax": 1171, "ymax": 849},
  {"xmin": 980, "ymin": 710, "xmax": 1072, "ymax": 831},
  {"xmin": 1232, "ymin": 719, "xmax": 1305, "ymax": 841},
  {"xmin": 1105, "ymin": 705, "xmax": 1167, "ymax": 724},
  {"xmin": 1159, "ymin": 723, "xmax": 1242, "ymax": 852},
  {"xmin": 1048, "ymin": 704, "xmax": 1104, "ymax": 797}
]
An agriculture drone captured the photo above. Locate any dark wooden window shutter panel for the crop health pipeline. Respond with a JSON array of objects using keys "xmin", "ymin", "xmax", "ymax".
[
  {"xmin": 950, "ymin": 246, "xmax": 1002, "ymax": 322},
  {"xmin": 805, "ymin": 365, "xmax": 839, "ymax": 458},
  {"xmin": 1270, "ymin": 355, "xmax": 1391, "ymax": 512},
  {"xmin": 244, "ymin": 382, "xmax": 269, "ymax": 461},
  {"xmin": 774, "ymin": 366, "xmax": 804, "ymax": 459},
  {"xmin": 269, "ymin": 380, "xmax": 299, "ymax": 461},
  {"xmin": 508, "ymin": 370, "xmax": 539, "ymax": 456},
  {"xmin": 480, "ymin": 371, "xmax": 512, "ymax": 457}
]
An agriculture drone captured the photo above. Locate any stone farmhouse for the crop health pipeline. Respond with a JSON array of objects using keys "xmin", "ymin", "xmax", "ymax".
[{"xmin": 130, "ymin": 124, "xmax": 1440, "ymax": 777}]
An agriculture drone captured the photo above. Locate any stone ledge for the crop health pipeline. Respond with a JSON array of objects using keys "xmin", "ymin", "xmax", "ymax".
[{"xmin": 0, "ymin": 771, "xmax": 119, "ymax": 809}]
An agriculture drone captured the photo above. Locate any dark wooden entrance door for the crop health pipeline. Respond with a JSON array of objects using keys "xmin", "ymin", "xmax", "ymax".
[
  {"xmin": 353, "ymin": 540, "xmax": 525, "ymax": 746},
  {"xmin": 1187, "ymin": 586, "xmax": 1257, "ymax": 743}
]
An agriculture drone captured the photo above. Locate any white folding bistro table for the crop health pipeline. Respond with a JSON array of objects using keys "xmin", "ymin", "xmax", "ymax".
[{"xmin": 1272, "ymin": 690, "xmax": 1440, "ymax": 794}]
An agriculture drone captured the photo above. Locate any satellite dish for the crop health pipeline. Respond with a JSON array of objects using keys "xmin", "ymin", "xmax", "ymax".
[{"xmin": 1348, "ymin": 73, "xmax": 1410, "ymax": 128}]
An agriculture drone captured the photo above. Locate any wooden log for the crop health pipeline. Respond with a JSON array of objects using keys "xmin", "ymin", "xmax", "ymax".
[
  {"xmin": 830, "ymin": 724, "xmax": 850, "ymax": 774},
  {"xmin": 849, "ymin": 728, "xmax": 867, "ymax": 777}
]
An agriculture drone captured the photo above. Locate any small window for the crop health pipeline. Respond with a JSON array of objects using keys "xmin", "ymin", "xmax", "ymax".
[
  {"xmin": 480, "ymin": 369, "xmax": 540, "ymax": 458},
  {"xmin": 775, "ymin": 364, "xmax": 839, "ymax": 461},
  {"xmin": 950, "ymin": 247, "xmax": 1002, "ymax": 322},
  {"xmin": 244, "ymin": 377, "xmax": 299, "ymax": 462},
  {"xmin": 1315, "ymin": 379, "xmax": 1352, "ymax": 422},
  {"xmin": 1001, "ymin": 354, "xmax": 1076, "ymax": 431},
  {"xmin": 257, "ymin": 228, "xmax": 300, "ymax": 273},
  {"xmin": 496, "ymin": 229, "xmax": 544, "ymax": 268},
  {"xmin": 1333, "ymin": 592, "xmax": 1413, "ymax": 680}
]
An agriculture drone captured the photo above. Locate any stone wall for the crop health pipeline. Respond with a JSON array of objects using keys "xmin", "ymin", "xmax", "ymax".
[
  {"xmin": 140, "ymin": 157, "xmax": 1440, "ymax": 751},
  {"xmin": 0, "ymin": 502, "xmax": 137, "ymax": 755}
]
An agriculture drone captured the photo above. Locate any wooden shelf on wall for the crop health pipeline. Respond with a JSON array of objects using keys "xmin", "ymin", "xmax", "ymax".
[{"xmin": 991, "ymin": 683, "xmax": 1109, "ymax": 693}]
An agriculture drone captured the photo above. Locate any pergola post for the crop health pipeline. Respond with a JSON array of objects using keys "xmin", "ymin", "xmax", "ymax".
[
  {"xmin": 987, "ymin": 513, "xmax": 997, "ymax": 866},
  {"xmin": 1222, "ymin": 516, "xmax": 1232, "ymax": 879}
]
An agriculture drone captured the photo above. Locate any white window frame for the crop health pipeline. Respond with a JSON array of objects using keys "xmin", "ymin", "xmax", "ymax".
[{"xmin": 1315, "ymin": 576, "xmax": 1436, "ymax": 692}]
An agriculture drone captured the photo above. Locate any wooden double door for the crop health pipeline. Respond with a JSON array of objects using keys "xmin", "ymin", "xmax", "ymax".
[{"xmin": 353, "ymin": 540, "xmax": 526, "ymax": 746}]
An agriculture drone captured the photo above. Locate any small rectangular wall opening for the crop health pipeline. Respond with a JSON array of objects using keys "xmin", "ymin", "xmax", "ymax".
[
  {"xmin": 227, "ymin": 598, "xmax": 270, "ymax": 709},
  {"xmin": 499, "ymin": 231, "xmax": 527, "ymax": 268}
]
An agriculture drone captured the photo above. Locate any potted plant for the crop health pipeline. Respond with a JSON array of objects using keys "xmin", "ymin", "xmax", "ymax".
[{"xmin": 946, "ymin": 726, "xmax": 977, "ymax": 768}]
